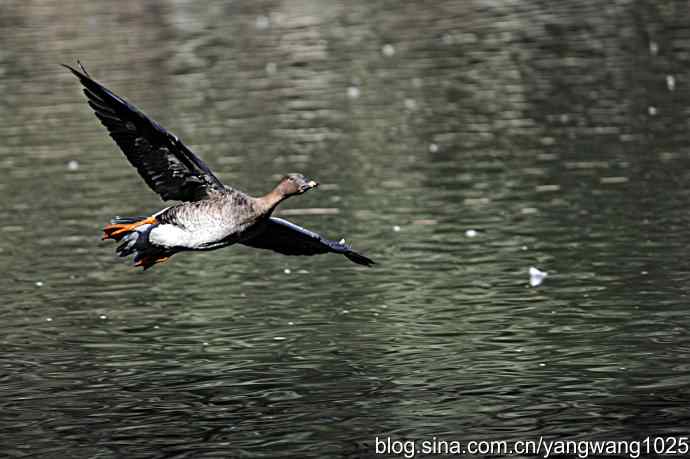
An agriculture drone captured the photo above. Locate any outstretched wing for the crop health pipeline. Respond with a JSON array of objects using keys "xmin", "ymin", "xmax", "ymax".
[
  {"xmin": 241, "ymin": 217, "xmax": 374, "ymax": 267},
  {"xmin": 64, "ymin": 64, "xmax": 226, "ymax": 202}
]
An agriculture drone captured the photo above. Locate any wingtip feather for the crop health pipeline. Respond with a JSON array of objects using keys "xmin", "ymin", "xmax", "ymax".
[
  {"xmin": 62, "ymin": 63, "xmax": 83, "ymax": 79},
  {"xmin": 62, "ymin": 60, "xmax": 92, "ymax": 78},
  {"xmin": 345, "ymin": 251, "xmax": 376, "ymax": 267}
]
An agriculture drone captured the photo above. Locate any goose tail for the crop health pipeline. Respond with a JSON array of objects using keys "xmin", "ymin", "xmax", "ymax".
[{"xmin": 103, "ymin": 216, "xmax": 173, "ymax": 269}]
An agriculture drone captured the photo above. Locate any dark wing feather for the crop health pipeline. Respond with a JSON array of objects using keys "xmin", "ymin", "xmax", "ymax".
[
  {"xmin": 242, "ymin": 217, "xmax": 374, "ymax": 267},
  {"xmin": 64, "ymin": 64, "xmax": 226, "ymax": 202}
]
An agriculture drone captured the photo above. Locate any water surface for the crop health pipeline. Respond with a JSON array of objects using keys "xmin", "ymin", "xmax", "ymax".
[{"xmin": 1, "ymin": 1, "xmax": 690, "ymax": 457}]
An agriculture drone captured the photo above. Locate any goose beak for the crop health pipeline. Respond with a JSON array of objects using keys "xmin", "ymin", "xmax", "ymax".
[
  {"xmin": 297, "ymin": 179, "xmax": 319, "ymax": 193},
  {"xmin": 300, "ymin": 180, "xmax": 318, "ymax": 192}
]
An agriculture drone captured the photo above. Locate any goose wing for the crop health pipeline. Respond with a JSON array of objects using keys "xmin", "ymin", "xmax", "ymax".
[
  {"xmin": 242, "ymin": 217, "xmax": 374, "ymax": 267},
  {"xmin": 65, "ymin": 64, "xmax": 226, "ymax": 202}
]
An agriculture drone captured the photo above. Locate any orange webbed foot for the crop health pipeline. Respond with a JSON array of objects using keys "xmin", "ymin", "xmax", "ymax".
[
  {"xmin": 102, "ymin": 216, "xmax": 157, "ymax": 241},
  {"xmin": 134, "ymin": 255, "xmax": 170, "ymax": 270}
]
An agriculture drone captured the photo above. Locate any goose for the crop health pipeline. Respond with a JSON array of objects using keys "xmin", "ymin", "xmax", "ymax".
[{"xmin": 64, "ymin": 64, "xmax": 374, "ymax": 270}]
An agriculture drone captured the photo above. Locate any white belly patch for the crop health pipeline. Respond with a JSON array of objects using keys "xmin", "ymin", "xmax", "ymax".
[{"xmin": 149, "ymin": 224, "xmax": 229, "ymax": 249}]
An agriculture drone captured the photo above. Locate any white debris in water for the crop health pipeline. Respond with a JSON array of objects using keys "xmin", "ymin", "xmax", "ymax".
[
  {"xmin": 67, "ymin": 160, "xmax": 79, "ymax": 171},
  {"xmin": 35, "ymin": 281, "xmax": 44, "ymax": 287},
  {"xmin": 265, "ymin": 62, "xmax": 277, "ymax": 75},
  {"xmin": 392, "ymin": 225, "xmax": 401, "ymax": 232},
  {"xmin": 666, "ymin": 75, "xmax": 676, "ymax": 91},
  {"xmin": 600, "ymin": 176, "xmax": 628, "ymax": 184},
  {"xmin": 288, "ymin": 321, "xmax": 294, "ymax": 326},
  {"xmin": 347, "ymin": 86, "xmax": 360, "ymax": 99},
  {"xmin": 539, "ymin": 363, "xmax": 546, "ymax": 367},
  {"xmin": 339, "ymin": 238, "xmax": 346, "ymax": 244},
  {"xmin": 649, "ymin": 41, "xmax": 659, "ymax": 55},
  {"xmin": 529, "ymin": 267, "xmax": 548, "ymax": 287},
  {"xmin": 45, "ymin": 317, "xmax": 52, "ymax": 322},
  {"xmin": 202, "ymin": 342, "xmax": 209, "ymax": 346},
  {"xmin": 274, "ymin": 336, "xmax": 286, "ymax": 341},
  {"xmin": 342, "ymin": 309, "xmax": 349, "ymax": 314},
  {"xmin": 255, "ymin": 15, "xmax": 270, "ymax": 30},
  {"xmin": 382, "ymin": 44, "xmax": 395, "ymax": 57},
  {"xmin": 154, "ymin": 325, "xmax": 160, "ymax": 329},
  {"xmin": 648, "ymin": 106, "xmax": 657, "ymax": 116},
  {"xmin": 465, "ymin": 229, "xmax": 478, "ymax": 238},
  {"xmin": 99, "ymin": 314, "xmax": 107, "ymax": 320},
  {"xmin": 429, "ymin": 143, "xmax": 438, "ymax": 153},
  {"xmin": 283, "ymin": 268, "xmax": 291, "ymax": 274},
  {"xmin": 404, "ymin": 98, "xmax": 416, "ymax": 110}
]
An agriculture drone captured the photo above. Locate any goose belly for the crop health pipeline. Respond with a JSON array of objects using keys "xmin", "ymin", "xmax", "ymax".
[{"xmin": 150, "ymin": 214, "xmax": 252, "ymax": 249}]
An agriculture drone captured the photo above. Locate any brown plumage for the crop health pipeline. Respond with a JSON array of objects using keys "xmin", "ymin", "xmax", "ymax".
[{"xmin": 65, "ymin": 63, "xmax": 374, "ymax": 269}]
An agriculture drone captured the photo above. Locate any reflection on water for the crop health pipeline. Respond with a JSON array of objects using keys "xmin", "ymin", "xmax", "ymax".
[{"xmin": 2, "ymin": 0, "xmax": 690, "ymax": 457}]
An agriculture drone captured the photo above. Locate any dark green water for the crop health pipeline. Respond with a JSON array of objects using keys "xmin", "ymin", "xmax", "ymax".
[{"xmin": 2, "ymin": 1, "xmax": 690, "ymax": 458}]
